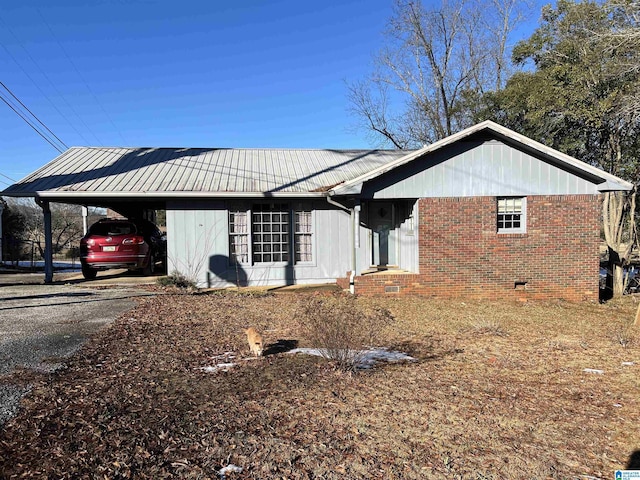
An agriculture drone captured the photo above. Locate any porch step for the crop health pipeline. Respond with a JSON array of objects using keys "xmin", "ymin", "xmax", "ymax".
[{"xmin": 361, "ymin": 266, "xmax": 406, "ymax": 275}]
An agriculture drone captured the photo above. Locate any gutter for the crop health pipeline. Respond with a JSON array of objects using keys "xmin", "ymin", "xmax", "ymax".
[{"xmin": 27, "ymin": 191, "xmax": 329, "ymax": 199}]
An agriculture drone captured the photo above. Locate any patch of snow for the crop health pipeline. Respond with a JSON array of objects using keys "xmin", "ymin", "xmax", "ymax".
[
  {"xmin": 583, "ymin": 368, "xmax": 604, "ymax": 374},
  {"xmin": 210, "ymin": 352, "xmax": 236, "ymax": 361},
  {"xmin": 288, "ymin": 347, "xmax": 415, "ymax": 369},
  {"xmin": 219, "ymin": 464, "xmax": 243, "ymax": 478},
  {"xmin": 621, "ymin": 361, "xmax": 635, "ymax": 366},
  {"xmin": 201, "ymin": 363, "xmax": 236, "ymax": 373}
]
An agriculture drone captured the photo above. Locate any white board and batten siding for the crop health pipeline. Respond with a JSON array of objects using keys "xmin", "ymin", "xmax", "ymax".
[
  {"xmin": 166, "ymin": 200, "xmax": 352, "ymax": 288},
  {"xmin": 364, "ymin": 140, "xmax": 602, "ymax": 199}
]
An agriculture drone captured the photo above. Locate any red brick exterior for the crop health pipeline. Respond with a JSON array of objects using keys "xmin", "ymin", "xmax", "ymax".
[{"xmin": 343, "ymin": 195, "xmax": 601, "ymax": 302}]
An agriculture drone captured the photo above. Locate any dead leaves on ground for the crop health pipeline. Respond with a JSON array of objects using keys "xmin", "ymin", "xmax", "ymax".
[{"xmin": 1, "ymin": 293, "xmax": 639, "ymax": 479}]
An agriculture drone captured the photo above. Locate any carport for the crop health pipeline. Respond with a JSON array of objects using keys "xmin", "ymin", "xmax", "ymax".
[
  {"xmin": 3, "ymin": 192, "xmax": 163, "ymax": 283},
  {"xmin": 1, "ymin": 147, "xmax": 177, "ymax": 282}
]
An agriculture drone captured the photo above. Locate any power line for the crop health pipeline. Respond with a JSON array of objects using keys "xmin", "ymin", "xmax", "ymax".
[
  {"xmin": 36, "ymin": 8, "xmax": 129, "ymax": 145},
  {"xmin": 0, "ymin": 171, "xmax": 18, "ymax": 183},
  {"xmin": 0, "ymin": 81, "xmax": 69, "ymax": 150},
  {"xmin": 0, "ymin": 39, "xmax": 92, "ymax": 145},
  {"xmin": 0, "ymin": 91, "xmax": 65, "ymax": 153},
  {"xmin": 0, "ymin": 13, "xmax": 104, "ymax": 146}
]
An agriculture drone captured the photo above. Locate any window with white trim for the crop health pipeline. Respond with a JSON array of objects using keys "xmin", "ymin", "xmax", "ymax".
[
  {"xmin": 497, "ymin": 197, "xmax": 526, "ymax": 233},
  {"xmin": 252, "ymin": 203, "xmax": 290, "ymax": 263},
  {"xmin": 294, "ymin": 209, "xmax": 313, "ymax": 263},
  {"xmin": 229, "ymin": 208, "xmax": 249, "ymax": 264},
  {"xmin": 228, "ymin": 203, "xmax": 313, "ymax": 264}
]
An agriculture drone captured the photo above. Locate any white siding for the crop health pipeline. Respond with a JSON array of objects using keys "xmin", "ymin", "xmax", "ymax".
[
  {"xmin": 167, "ymin": 200, "xmax": 353, "ymax": 288},
  {"xmin": 366, "ymin": 141, "xmax": 599, "ymax": 199}
]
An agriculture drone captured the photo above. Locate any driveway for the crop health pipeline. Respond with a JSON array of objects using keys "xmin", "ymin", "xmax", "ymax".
[{"xmin": 0, "ymin": 271, "xmax": 156, "ymax": 426}]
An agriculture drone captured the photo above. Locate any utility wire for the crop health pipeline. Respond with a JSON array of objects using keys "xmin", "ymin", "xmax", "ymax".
[
  {"xmin": 0, "ymin": 171, "xmax": 18, "ymax": 182},
  {"xmin": 0, "ymin": 39, "xmax": 92, "ymax": 146},
  {"xmin": 0, "ymin": 13, "xmax": 104, "ymax": 146},
  {"xmin": 37, "ymin": 8, "xmax": 128, "ymax": 145},
  {"xmin": 0, "ymin": 92, "xmax": 65, "ymax": 153},
  {"xmin": 0, "ymin": 81, "xmax": 69, "ymax": 150}
]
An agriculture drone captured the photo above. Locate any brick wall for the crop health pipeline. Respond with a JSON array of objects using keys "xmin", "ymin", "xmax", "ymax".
[{"xmin": 345, "ymin": 195, "xmax": 601, "ymax": 302}]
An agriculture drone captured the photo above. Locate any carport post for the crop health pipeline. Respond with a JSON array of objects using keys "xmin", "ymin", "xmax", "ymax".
[
  {"xmin": 36, "ymin": 198, "xmax": 54, "ymax": 283},
  {"xmin": 82, "ymin": 206, "xmax": 88, "ymax": 235}
]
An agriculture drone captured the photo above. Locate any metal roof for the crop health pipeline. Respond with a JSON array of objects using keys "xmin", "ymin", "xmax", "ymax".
[
  {"xmin": 3, "ymin": 121, "xmax": 632, "ymax": 201},
  {"xmin": 2, "ymin": 147, "xmax": 413, "ymax": 198}
]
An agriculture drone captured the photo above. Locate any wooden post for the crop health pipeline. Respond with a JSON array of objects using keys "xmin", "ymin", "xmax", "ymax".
[{"xmin": 36, "ymin": 198, "xmax": 54, "ymax": 283}]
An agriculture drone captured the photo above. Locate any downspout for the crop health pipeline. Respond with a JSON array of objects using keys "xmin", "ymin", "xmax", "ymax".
[
  {"xmin": 326, "ymin": 195, "xmax": 358, "ymax": 294},
  {"xmin": 352, "ymin": 204, "xmax": 361, "ymax": 294}
]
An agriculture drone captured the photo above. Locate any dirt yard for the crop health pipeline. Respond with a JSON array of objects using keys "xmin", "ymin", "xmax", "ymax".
[{"xmin": 1, "ymin": 289, "xmax": 638, "ymax": 479}]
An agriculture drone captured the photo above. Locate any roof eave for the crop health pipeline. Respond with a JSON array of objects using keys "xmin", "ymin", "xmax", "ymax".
[
  {"xmin": 31, "ymin": 191, "xmax": 329, "ymax": 199},
  {"xmin": 597, "ymin": 180, "xmax": 634, "ymax": 192}
]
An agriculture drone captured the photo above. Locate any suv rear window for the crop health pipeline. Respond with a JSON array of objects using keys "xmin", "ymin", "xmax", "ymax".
[{"xmin": 89, "ymin": 222, "xmax": 137, "ymax": 236}]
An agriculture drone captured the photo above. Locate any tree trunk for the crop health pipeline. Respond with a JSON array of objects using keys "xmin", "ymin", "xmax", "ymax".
[{"xmin": 602, "ymin": 191, "xmax": 637, "ymax": 299}]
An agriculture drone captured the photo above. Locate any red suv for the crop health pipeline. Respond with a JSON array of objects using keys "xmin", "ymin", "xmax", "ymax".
[{"xmin": 79, "ymin": 218, "xmax": 166, "ymax": 280}]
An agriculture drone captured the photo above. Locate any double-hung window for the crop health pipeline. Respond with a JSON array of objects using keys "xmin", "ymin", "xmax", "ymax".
[
  {"xmin": 294, "ymin": 209, "xmax": 313, "ymax": 263},
  {"xmin": 229, "ymin": 203, "xmax": 314, "ymax": 265},
  {"xmin": 229, "ymin": 208, "xmax": 249, "ymax": 264},
  {"xmin": 497, "ymin": 197, "xmax": 526, "ymax": 233}
]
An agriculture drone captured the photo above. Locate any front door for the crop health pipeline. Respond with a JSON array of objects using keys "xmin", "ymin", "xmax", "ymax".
[{"xmin": 370, "ymin": 202, "xmax": 396, "ymax": 267}]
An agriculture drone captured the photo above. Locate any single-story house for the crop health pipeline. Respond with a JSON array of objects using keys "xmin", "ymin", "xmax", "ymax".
[{"xmin": 2, "ymin": 121, "xmax": 632, "ymax": 301}]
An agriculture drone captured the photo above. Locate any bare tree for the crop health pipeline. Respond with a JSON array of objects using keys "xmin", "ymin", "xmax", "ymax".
[
  {"xmin": 603, "ymin": 190, "xmax": 637, "ymax": 298},
  {"xmin": 348, "ymin": 0, "xmax": 531, "ymax": 148},
  {"xmin": 7, "ymin": 199, "xmax": 102, "ymax": 259}
]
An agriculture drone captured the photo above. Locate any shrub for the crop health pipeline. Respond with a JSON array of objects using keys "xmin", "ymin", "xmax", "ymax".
[
  {"xmin": 612, "ymin": 322, "xmax": 635, "ymax": 348},
  {"xmin": 299, "ymin": 293, "xmax": 394, "ymax": 370},
  {"xmin": 157, "ymin": 270, "xmax": 198, "ymax": 290},
  {"xmin": 470, "ymin": 318, "xmax": 508, "ymax": 337}
]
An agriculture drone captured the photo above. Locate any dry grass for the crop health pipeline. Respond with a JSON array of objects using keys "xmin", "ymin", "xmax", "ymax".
[{"xmin": 1, "ymin": 291, "xmax": 639, "ymax": 479}]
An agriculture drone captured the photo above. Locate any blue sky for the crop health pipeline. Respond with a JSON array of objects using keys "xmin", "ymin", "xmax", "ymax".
[{"xmin": 0, "ymin": 0, "xmax": 545, "ymax": 187}]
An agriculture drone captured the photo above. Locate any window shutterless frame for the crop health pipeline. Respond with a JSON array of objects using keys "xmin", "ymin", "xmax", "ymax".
[
  {"xmin": 228, "ymin": 203, "xmax": 315, "ymax": 266},
  {"xmin": 497, "ymin": 197, "xmax": 526, "ymax": 234}
]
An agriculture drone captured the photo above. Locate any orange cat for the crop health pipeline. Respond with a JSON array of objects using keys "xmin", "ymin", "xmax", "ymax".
[{"xmin": 244, "ymin": 327, "xmax": 264, "ymax": 357}]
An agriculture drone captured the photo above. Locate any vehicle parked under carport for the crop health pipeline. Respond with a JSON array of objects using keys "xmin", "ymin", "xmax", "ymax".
[{"xmin": 79, "ymin": 218, "xmax": 166, "ymax": 280}]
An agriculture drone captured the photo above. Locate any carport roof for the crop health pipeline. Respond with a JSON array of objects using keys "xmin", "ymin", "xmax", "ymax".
[{"xmin": 1, "ymin": 147, "xmax": 413, "ymax": 199}]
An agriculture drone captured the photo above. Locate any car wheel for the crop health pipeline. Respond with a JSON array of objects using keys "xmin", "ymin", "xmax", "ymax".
[
  {"xmin": 82, "ymin": 264, "xmax": 98, "ymax": 280},
  {"xmin": 142, "ymin": 254, "xmax": 155, "ymax": 276}
]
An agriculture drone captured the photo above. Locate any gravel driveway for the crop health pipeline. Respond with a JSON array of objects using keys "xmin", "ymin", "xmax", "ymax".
[{"xmin": 0, "ymin": 272, "xmax": 155, "ymax": 426}]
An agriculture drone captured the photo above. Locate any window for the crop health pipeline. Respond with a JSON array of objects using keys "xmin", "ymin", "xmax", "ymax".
[
  {"xmin": 252, "ymin": 203, "xmax": 290, "ymax": 263},
  {"xmin": 229, "ymin": 208, "xmax": 249, "ymax": 264},
  {"xmin": 229, "ymin": 203, "xmax": 313, "ymax": 264},
  {"xmin": 294, "ymin": 209, "xmax": 313, "ymax": 262},
  {"xmin": 497, "ymin": 197, "xmax": 526, "ymax": 233}
]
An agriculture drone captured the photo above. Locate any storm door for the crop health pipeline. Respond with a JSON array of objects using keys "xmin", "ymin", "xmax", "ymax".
[{"xmin": 369, "ymin": 202, "xmax": 397, "ymax": 267}]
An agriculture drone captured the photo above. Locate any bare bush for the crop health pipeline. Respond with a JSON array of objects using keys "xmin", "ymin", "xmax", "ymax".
[
  {"xmin": 157, "ymin": 270, "xmax": 198, "ymax": 291},
  {"xmin": 612, "ymin": 323, "xmax": 636, "ymax": 348},
  {"xmin": 299, "ymin": 293, "xmax": 394, "ymax": 370},
  {"xmin": 470, "ymin": 318, "xmax": 508, "ymax": 337}
]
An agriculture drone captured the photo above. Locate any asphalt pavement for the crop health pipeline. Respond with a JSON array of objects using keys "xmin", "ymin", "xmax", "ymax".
[{"xmin": 0, "ymin": 270, "xmax": 156, "ymax": 426}]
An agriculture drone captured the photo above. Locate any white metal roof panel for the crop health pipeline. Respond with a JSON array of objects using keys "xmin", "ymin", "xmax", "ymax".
[{"xmin": 3, "ymin": 147, "xmax": 412, "ymax": 197}]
